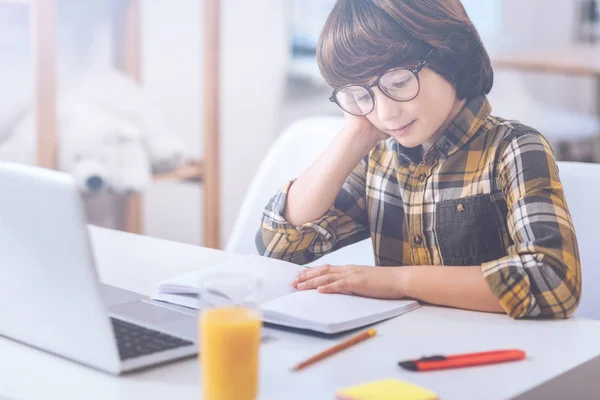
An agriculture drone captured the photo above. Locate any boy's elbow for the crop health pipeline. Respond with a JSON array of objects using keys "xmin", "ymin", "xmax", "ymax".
[
  {"xmin": 543, "ymin": 258, "xmax": 582, "ymax": 319},
  {"xmin": 509, "ymin": 262, "xmax": 581, "ymax": 320},
  {"xmin": 547, "ymin": 277, "xmax": 581, "ymax": 319},
  {"xmin": 253, "ymin": 228, "xmax": 314, "ymax": 265}
]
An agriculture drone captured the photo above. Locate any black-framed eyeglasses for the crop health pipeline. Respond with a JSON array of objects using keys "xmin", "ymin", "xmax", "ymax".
[{"xmin": 329, "ymin": 49, "xmax": 434, "ymax": 116}]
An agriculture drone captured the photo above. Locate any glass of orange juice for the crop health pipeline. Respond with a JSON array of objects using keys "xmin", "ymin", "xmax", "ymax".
[{"xmin": 197, "ymin": 271, "xmax": 262, "ymax": 400}]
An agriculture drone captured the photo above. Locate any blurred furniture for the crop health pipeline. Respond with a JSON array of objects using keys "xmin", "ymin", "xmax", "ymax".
[
  {"xmin": 493, "ymin": 45, "xmax": 600, "ymax": 161},
  {"xmin": 226, "ymin": 115, "xmax": 375, "ymax": 267},
  {"xmin": 556, "ymin": 161, "xmax": 600, "ymax": 320},
  {"xmin": 287, "ymin": 0, "xmax": 334, "ymax": 87},
  {"xmin": 0, "ymin": 0, "xmax": 221, "ymax": 248},
  {"xmin": 459, "ymin": 1, "xmax": 600, "ymax": 162},
  {"xmin": 494, "ymin": 45, "xmax": 600, "ymax": 113},
  {"xmin": 487, "ymin": 70, "xmax": 600, "ymax": 161},
  {"xmin": 287, "ymin": 56, "xmax": 326, "ymax": 86},
  {"xmin": 2, "ymin": 225, "xmax": 600, "ymax": 399}
]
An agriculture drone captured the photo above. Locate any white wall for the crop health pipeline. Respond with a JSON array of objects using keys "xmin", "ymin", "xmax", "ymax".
[
  {"xmin": 142, "ymin": 0, "xmax": 291, "ymax": 247},
  {"xmin": 141, "ymin": 0, "xmax": 203, "ymax": 246}
]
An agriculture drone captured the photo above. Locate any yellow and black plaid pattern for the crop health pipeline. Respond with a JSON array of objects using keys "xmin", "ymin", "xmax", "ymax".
[{"xmin": 256, "ymin": 95, "xmax": 581, "ymax": 319}]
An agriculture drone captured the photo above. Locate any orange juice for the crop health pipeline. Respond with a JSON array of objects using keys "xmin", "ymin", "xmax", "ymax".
[{"xmin": 200, "ymin": 307, "xmax": 261, "ymax": 400}]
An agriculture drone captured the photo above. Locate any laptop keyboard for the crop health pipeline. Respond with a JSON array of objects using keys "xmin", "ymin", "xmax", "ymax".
[{"xmin": 111, "ymin": 318, "xmax": 193, "ymax": 361}]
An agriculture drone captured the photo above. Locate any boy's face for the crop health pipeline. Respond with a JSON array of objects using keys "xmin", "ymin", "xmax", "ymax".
[{"xmin": 365, "ymin": 67, "xmax": 461, "ymax": 149}]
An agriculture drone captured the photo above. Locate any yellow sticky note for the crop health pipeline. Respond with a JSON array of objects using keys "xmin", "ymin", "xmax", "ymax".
[{"xmin": 336, "ymin": 378, "xmax": 438, "ymax": 400}]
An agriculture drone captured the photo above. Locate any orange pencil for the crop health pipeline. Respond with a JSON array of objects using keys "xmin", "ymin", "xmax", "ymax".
[{"xmin": 292, "ymin": 329, "xmax": 377, "ymax": 372}]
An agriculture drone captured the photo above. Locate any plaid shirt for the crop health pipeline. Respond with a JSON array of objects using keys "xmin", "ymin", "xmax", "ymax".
[{"xmin": 256, "ymin": 95, "xmax": 581, "ymax": 319}]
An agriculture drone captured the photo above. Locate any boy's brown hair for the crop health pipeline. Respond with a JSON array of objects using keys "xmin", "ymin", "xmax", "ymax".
[{"xmin": 317, "ymin": 0, "xmax": 493, "ymax": 100}]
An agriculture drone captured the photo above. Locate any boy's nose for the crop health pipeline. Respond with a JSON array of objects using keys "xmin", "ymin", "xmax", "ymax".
[{"xmin": 373, "ymin": 89, "xmax": 404, "ymax": 122}]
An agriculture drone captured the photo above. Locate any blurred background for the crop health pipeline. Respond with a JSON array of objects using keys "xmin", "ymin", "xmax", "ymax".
[{"xmin": 0, "ymin": 0, "xmax": 598, "ymax": 250}]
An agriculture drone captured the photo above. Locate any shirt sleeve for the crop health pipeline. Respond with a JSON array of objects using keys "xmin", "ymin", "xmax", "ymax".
[
  {"xmin": 255, "ymin": 157, "xmax": 370, "ymax": 265},
  {"xmin": 482, "ymin": 131, "xmax": 582, "ymax": 319}
]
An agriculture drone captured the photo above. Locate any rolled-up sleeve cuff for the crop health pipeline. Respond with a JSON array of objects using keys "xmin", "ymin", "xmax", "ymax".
[
  {"xmin": 481, "ymin": 254, "xmax": 539, "ymax": 318},
  {"xmin": 260, "ymin": 180, "xmax": 338, "ymax": 244}
]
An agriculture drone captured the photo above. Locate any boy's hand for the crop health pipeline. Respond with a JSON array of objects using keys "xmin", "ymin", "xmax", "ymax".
[
  {"xmin": 343, "ymin": 113, "xmax": 389, "ymax": 149},
  {"xmin": 291, "ymin": 264, "xmax": 406, "ymax": 299}
]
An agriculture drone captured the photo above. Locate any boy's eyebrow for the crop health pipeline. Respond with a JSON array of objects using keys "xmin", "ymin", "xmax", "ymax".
[
  {"xmin": 343, "ymin": 57, "xmax": 418, "ymax": 88},
  {"xmin": 362, "ymin": 60, "xmax": 417, "ymax": 86},
  {"xmin": 360, "ymin": 72, "xmax": 381, "ymax": 86},
  {"xmin": 361, "ymin": 78, "xmax": 377, "ymax": 87},
  {"xmin": 338, "ymin": 77, "xmax": 374, "ymax": 88}
]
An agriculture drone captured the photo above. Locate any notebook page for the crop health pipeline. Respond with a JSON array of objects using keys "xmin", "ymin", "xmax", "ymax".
[
  {"xmin": 153, "ymin": 254, "xmax": 305, "ymax": 304},
  {"xmin": 262, "ymin": 290, "xmax": 419, "ymax": 332}
]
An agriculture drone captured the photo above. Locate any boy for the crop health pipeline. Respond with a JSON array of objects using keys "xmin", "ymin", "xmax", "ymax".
[{"xmin": 256, "ymin": 0, "xmax": 581, "ymax": 319}]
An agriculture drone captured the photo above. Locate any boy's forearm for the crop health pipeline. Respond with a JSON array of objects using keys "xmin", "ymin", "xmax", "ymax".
[
  {"xmin": 401, "ymin": 265, "xmax": 505, "ymax": 314},
  {"xmin": 284, "ymin": 128, "xmax": 376, "ymax": 226}
]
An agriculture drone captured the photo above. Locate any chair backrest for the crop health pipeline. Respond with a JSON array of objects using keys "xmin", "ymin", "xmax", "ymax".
[
  {"xmin": 556, "ymin": 161, "xmax": 600, "ymax": 320},
  {"xmin": 225, "ymin": 116, "xmax": 343, "ymax": 255}
]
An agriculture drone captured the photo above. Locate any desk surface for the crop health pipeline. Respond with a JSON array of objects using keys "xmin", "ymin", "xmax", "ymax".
[
  {"xmin": 2, "ymin": 226, "xmax": 600, "ymax": 400},
  {"xmin": 494, "ymin": 44, "xmax": 600, "ymax": 76}
]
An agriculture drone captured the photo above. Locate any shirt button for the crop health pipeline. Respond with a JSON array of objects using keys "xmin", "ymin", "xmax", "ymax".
[
  {"xmin": 457, "ymin": 203, "xmax": 465, "ymax": 212},
  {"xmin": 419, "ymin": 173, "xmax": 427, "ymax": 182},
  {"xmin": 413, "ymin": 235, "xmax": 423, "ymax": 245},
  {"xmin": 443, "ymin": 142, "xmax": 452, "ymax": 151}
]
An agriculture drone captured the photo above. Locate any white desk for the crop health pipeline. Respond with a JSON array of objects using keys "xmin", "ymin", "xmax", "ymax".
[{"xmin": 2, "ymin": 226, "xmax": 600, "ymax": 400}]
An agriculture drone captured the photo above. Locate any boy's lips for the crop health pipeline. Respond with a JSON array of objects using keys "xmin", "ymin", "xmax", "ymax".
[{"xmin": 385, "ymin": 120, "xmax": 416, "ymax": 136}]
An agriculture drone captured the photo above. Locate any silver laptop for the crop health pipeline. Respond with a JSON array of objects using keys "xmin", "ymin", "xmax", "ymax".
[{"xmin": 0, "ymin": 162, "xmax": 198, "ymax": 375}]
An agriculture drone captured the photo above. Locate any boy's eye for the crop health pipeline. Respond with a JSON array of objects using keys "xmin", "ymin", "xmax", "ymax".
[{"xmin": 391, "ymin": 79, "xmax": 411, "ymax": 88}]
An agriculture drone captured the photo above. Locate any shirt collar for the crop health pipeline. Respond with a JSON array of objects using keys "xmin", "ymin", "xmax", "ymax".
[{"xmin": 395, "ymin": 95, "xmax": 492, "ymax": 165}]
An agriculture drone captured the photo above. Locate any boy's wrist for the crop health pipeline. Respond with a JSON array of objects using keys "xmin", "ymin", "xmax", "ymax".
[
  {"xmin": 339, "ymin": 125, "xmax": 381, "ymax": 158},
  {"xmin": 396, "ymin": 266, "xmax": 413, "ymax": 298}
]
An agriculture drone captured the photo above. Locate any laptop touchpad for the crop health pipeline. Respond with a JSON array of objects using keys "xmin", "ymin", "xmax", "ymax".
[
  {"xmin": 110, "ymin": 300, "xmax": 191, "ymax": 325},
  {"xmin": 101, "ymin": 283, "xmax": 146, "ymax": 307}
]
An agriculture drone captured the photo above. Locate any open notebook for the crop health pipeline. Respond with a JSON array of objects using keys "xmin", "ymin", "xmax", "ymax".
[{"xmin": 151, "ymin": 255, "xmax": 420, "ymax": 334}]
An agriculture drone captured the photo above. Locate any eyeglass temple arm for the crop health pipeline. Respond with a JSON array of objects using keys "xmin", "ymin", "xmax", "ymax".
[{"xmin": 415, "ymin": 49, "xmax": 435, "ymax": 71}]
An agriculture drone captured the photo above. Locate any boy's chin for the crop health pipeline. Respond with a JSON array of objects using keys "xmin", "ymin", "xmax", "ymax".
[{"xmin": 393, "ymin": 136, "xmax": 425, "ymax": 149}]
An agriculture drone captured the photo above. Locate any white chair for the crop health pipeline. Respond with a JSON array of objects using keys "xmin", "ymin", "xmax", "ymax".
[
  {"xmin": 225, "ymin": 116, "xmax": 375, "ymax": 267},
  {"xmin": 556, "ymin": 161, "xmax": 600, "ymax": 320}
]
